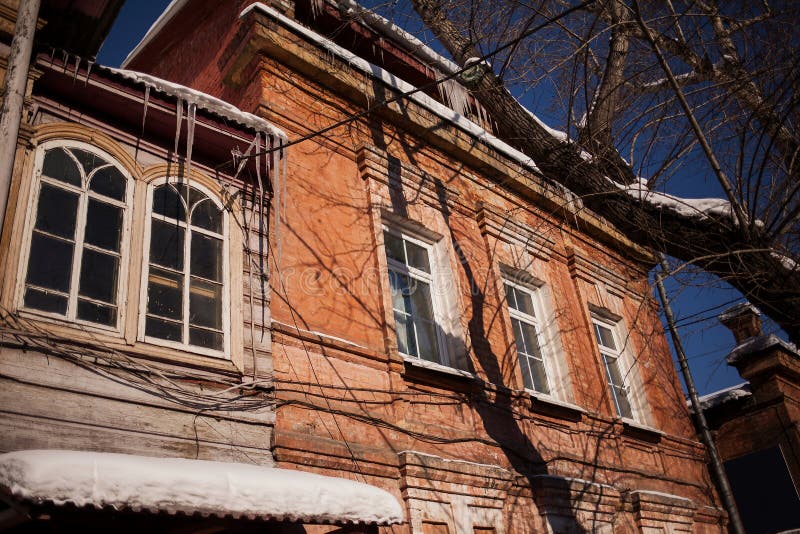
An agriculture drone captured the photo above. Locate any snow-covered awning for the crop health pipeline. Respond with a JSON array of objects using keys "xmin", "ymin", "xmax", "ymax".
[{"xmin": 0, "ymin": 450, "xmax": 403, "ymax": 526}]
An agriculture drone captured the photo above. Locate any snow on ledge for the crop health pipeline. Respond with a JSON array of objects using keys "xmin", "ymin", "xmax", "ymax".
[
  {"xmin": 693, "ymin": 382, "xmax": 751, "ymax": 411},
  {"xmin": 239, "ymin": 3, "xmax": 542, "ymax": 175},
  {"xmin": 0, "ymin": 450, "xmax": 404, "ymax": 525},
  {"xmin": 101, "ymin": 66, "xmax": 288, "ymax": 142}
]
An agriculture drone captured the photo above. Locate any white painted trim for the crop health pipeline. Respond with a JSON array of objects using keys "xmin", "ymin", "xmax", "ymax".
[
  {"xmin": 15, "ymin": 141, "xmax": 134, "ymax": 335},
  {"xmin": 138, "ymin": 178, "xmax": 231, "ymax": 359}
]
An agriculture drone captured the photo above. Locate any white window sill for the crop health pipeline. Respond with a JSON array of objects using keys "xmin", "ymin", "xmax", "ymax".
[
  {"xmin": 620, "ymin": 418, "xmax": 664, "ymax": 438},
  {"xmin": 527, "ymin": 389, "xmax": 586, "ymax": 415},
  {"xmin": 402, "ymin": 356, "xmax": 474, "ymax": 379}
]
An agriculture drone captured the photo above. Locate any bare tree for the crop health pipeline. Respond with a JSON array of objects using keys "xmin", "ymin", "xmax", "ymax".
[{"xmin": 389, "ymin": 0, "xmax": 800, "ymax": 342}]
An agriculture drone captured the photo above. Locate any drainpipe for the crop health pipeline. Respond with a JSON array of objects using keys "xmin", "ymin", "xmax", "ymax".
[
  {"xmin": 654, "ymin": 254, "xmax": 745, "ymax": 534},
  {"xmin": 0, "ymin": 0, "xmax": 42, "ymax": 238}
]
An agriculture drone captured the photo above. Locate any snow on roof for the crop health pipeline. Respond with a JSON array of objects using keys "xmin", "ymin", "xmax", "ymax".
[
  {"xmin": 240, "ymin": 3, "xmax": 541, "ymax": 176},
  {"xmin": 725, "ymin": 334, "xmax": 799, "ymax": 365},
  {"xmin": 694, "ymin": 382, "xmax": 751, "ymax": 411},
  {"xmin": 100, "ymin": 66, "xmax": 287, "ymax": 142},
  {"xmin": 0, "ymin": 450, "xmax": 404, "ymax": 525},
  {"xmin": 120, "ymin": 0, "xmax": 190, "ymax": 68},
  {"xmin": 614, "ymin": 179, "xmax": 734, "ymax": 221},
  {"xmin": 718, "ymin": 302, "xmax": 760, "ymax": 323}
]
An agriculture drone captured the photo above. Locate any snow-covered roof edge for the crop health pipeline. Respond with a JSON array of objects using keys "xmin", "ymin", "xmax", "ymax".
[
  {"xmin": 100, "ymin": 65, "xmax": 287, "ymax": 141},
  {"xmin": 718, "ymin": 302, "xmax": 760, "ymax": 323},
  {"xmin": 119, "ymin": 0, "xmax": 190, "ymax": 69},
  {"xmin": 726, "ymin": 334, "xmax": 799, "ymax": 365},
  {"xmin": 0, "ymin": 450, "xmax": 404, "ymax": 525},
  {"xmin": 240, "ymin": 3, "xmax": 541, "ymax": 176},
  {"xmin": 693, "ymin": 382, "xmax": 751, "ymax": 411}
]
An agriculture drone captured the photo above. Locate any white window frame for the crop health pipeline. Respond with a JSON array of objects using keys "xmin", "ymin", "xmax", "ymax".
[
  {"xmin": 503, "ymin": 277, "xmax": 555, "ymax": 395},
  {"xmin": 138, "ymin": 178, "xmax": 231, "ymax": 359},
  {"xmin": 16, "ymin": 140, "xmax": 134, "ymax": 334},
  {"xmin": 382, "ymin": 224, "xmax": 452, "ymax": 367},
  {"xmin": 591, "ymin": 315, "xmax": 638, "ymax": 420}
]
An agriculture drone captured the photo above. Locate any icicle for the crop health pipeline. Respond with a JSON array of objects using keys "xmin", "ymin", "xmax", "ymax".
[
  {"xmin": 85, "ymin": 60, "xmax": 94, "ymax": 86},
  {"xmin": 61, "ymin": 50, "xmax": 69, "ymax": 67},
  {"xmin": 173, "ymin": 98, "xmax": 184, "ymax": 165},
  {"xmin": 72, "ymin": 56, "xmax": 81, "ymax": 84},
  {"xmin": 141, "ymin": 86, "xmax": 151, "ymax": 133},
  {"xmin": 184, "ymin": 102, "xmax": 197, "ymax": 185},
  {"xmin": 234, "ymin": 135, "xmax": 260, "ymax": 181}
]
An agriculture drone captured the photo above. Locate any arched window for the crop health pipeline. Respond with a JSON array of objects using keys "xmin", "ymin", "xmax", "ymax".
[
  {"xmin": 141, "ymin": 180, "xmax": 228, "ymax": 355},
  {"xmin": 20, "ymin": 144, "xmax": 130, "ymax": 328}
]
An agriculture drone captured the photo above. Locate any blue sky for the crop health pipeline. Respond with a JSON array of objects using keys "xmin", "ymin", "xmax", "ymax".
[{"xmin": 97, "ymin": 1, "xmax": 757, "ymax": 397}]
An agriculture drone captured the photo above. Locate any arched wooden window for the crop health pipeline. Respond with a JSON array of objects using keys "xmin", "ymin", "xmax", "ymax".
[
  {"xmin": 20, "ymin": 144, "xmax": 131, "ymax": 329},
  {"xmin": 140, "ymin": 180, "xmax": 229, "ymax": 356}
]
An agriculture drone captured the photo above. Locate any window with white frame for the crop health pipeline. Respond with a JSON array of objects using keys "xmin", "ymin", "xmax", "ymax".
[
  {"xmin": 383, "ymin": 226, "xmax": 448, "ymax": 365},
  {"xmin": 504, "ymin": 279, "xmax": 551, "ymax": 394},
  {"xmin": 19, "ymin": 144, "xmax": 131, "ymax": 329},
  {"xmin": 140, "ymin": 180, "xmax": 229, "ymax": 356},
  {"xmin": 592, "ymin": 317, "xmax": 634, "ymax": 419}
]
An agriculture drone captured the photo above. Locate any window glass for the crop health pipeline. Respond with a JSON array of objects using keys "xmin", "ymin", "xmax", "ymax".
[
  {"xmin": 506, "ymin": 280, "xmax": 550, "ymax": 394},
  {"xmin": 89, "ymin": 166, "xmax": 127, "ymax": 201},
  {"xmin": 22, "ymin": 146, "xmax": 127, "ymax": 329},
  {"xmin": 594, "ymin": 318, "xmax": 634, "ymax": 419},
  {"xmin": 41, "ymin": 148, "xmax": 81, "ymax": 186},
  {"xmin": 145, "ymin": 182, "xmax": 226, "ymax": 353},
  {"xmin": 385, "ymin": 229, "xmax": 442, "ymax": 363}
]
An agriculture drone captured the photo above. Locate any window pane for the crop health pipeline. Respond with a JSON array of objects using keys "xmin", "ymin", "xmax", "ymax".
[
  {"xmin": 85, "ymin": 199, "xmax": 122, "ymax": 251},
  {"xmin": 409, "ymin": 279, "xmax": 434, "ymax": 321},
  {"xmin": 147, "ymin": 267, "xmax": 183, "ymax": 320},
  {"xmin": 518, "ymin": 351, "xmax": 534, "ymax": 390},
  {"xmin": 190, "ymin": 233, "xmax": 222, "ymax": 282},
  {"xmin": 189, "ymin": 278, "xmax": 222, "ymax": 329},
  {"xmin": 35, "ymin": 184, "xmax": 79, "ymax": 239},
  {"xmin": 79, "ymin": 249, "xmax": 118, "ymax": 303},
  {"xmin": 89, "ymin": 166, "xmax": 126, "ymax": 201},
  {"xmin": 191, "ymin": 198, "xmax": 222, "ymax": 233},
  {"xmin": 519, "ymin": 321, "xmax": 541, "ymax": 358},
  {"xmin": 24, "ymin": 287, "xmax": 67, "ymax": 314},
  {"xmin": 26, "ymin": 233, "xmax": 73, "ymax": 292},
  {"xmin": 152, "ymin": 184, "xmax": 186, "ymax": 220},
  {"xmin": 389, "ymin": 270, "xmax": 412, "ymax": 315},
  {"xmin": 189, "ymin": 327, "xmax": 223, "ymax": 351},
  {"xmin": 416, "ymin": 319, "xmax": 439, "ymax": 363},
  {"xmin": 511, "ymin": 318, "xmax": 527, "ymax": 355},
  {"xmin": 405, "ymin": 240, "xmax": 431, "ymax": 273},
  {"xmin": 146, "ymin": 316, "xmax": 182, "ymax": 342},
  {"xmin": 614, "ymin": 385, "xmax": 633, "ymax": 418},
  {"xmin": 384, "ymin": 231, "xmax": 405, "ymax": 264},
  {"xmin": 150, "ymin": 218, "xmax": 184, "ymax": 270},
  {"xmin": 393, "ymin": 311, "xmax": 417, "ymax": 357},
  {"xmin": 505, "ymin": 283, "xmax": 517, "ymax": 311},
  {"xmin": 594, "ymin": 323, "xmax": 616, "ymax": 349},
  {"xmin": 71, "ymin": 149, "xmax": 108, "ymax": 176},
  {"xmin": 529, "ymin": 357, "xmax": 550, "ymax": 394},
  {"xmin": 42, "ymin": 148, "xmax": 81, "ymax": 186},
  {"xmin": 77, "ymin": 299, "xmax": 117, "ymax": 326},
  {"xmin": 515, "ymin": 289, "xmax": 536, "ymax": 317},
  {"xmin": 604, "ymin": 354, "xmax": 626, "ymax": 387}
]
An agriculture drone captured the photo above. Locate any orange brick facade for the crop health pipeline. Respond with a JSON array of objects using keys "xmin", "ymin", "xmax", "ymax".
[{"xmin": 119, "ymin": 0, "xmax": 728, "ymax": 531}]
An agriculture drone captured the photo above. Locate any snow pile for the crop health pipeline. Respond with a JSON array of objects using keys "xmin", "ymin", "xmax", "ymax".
[
  {"xmin": 726, "ymin": 334, "xmax": 799, "ymax": 365},
  {"xmin": 0, "ymin": 450, "xmax": 403, "ymax": 525},
  {"xmin": 615, "ymin": 179, "xmax": 733, "ymax": 220},
  {"xmin": 695, "ymin": 382, "xmax": 751, "ymax": 411},
  {"xmin": 102, "ymin": 66, "xmax": 287, "ymax": 142},
  {"xmin": 718, "ymin": 302, "xmax": 760, "ymax": 323}
]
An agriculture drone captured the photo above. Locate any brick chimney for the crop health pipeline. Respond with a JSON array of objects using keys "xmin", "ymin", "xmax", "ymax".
[{"xmin": 719, "ymin": 303, "xmax": 762, "ymax": 345}]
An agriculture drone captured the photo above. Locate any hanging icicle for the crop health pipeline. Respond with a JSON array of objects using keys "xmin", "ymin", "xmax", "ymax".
[
  {"xmin": 72, "ymin": 56, "xmax": 81, "ymax": 84},
  {"xmin": 173, "ymin": 98, "xmax": 184, "ymax": 170},
  {"xmin": 85, "ymin": 60, "xmax": 94, "ymax": 85},
  {"xmin": 435, "ymin": 71, "xmax": 470, "ymax": 118},
  {"xmin": 141, "ymin": 86, "xmax": 151, "ymax": 132},
  {"xmin": 184, "ymin": 102, "xmax": 197, "ymax": 185}
]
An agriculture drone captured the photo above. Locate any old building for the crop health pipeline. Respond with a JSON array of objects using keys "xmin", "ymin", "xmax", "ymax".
[
  {"xmin": 0, "ymin": 0, "xmax": 735, "ymax": 532},
  {"xmin": 695, "ymin": 305, "xmax": 800, "ymax": 534}
]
